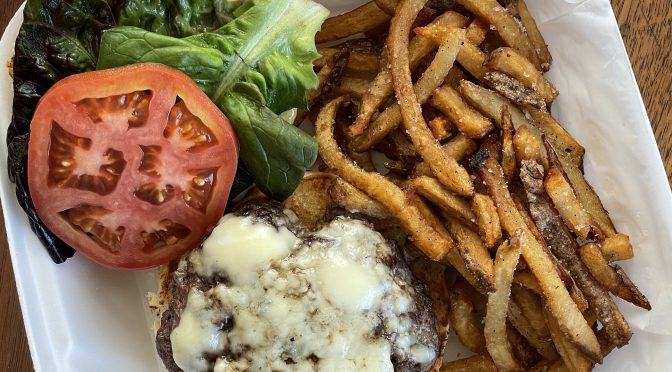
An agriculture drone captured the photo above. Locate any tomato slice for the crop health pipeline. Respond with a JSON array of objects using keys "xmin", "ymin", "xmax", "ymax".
[{"xmin": 27, "ymin": 63, "xmax": 238, "ymax": 270}]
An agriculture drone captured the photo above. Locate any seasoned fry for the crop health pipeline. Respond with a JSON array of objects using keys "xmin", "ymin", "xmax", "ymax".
[
  {"xmin": 454, "ymin": 0, "xmax": 540, "ymax": 68},
  {"xmin": 431, "ymin": 86, "xmax": 495, "ymax": 138},
  {"xmin": 471, "ymin": 193, "xmax": 502, "ymax": 248},
  {"xmin": 601, "ymin": 233, "xmax": 634, "ymax": 261},
  {"xmin": 459, "ymin": 80, "xmax": 531, "ymax": 129},
  {"xmin": 316, "ymin": 96, "xmax": 453, "ymax": 260},
  {"xmin": 513, "ymin": 271, "xmax": 541, "ymax": 294},
  {"xmin": 545, "ymin": 167, "xmax": 602, "ymax": 240},
  {"xmin": 449, "ymin": 281, "xmax": 487, "ymax": 353},
  {"xmin": 520, "ymin": 160, "xmax": 633, "ymax": 347},
  {"xmin": 486, "ymin": 47, "xmax": 557, "ymax": 103},
  {"xmin": 388, "ymin": 4, "xmax": 474, "ymax": 196},
  {"xmin": 445, "ymin": 215, "xmax": 496, "ymax": 292},
  {"xmin": 485, "ymin": 72, "xmax": 547, "ymax": 110},
  {"xmin": 429, "ymin": 115, "xmax": 455, "ymax": 141},
  {"xmin": 456, "ymin": 43, "xmax": 488, "ymax": 80},
  {"xmin": 353, "ymin": 27, "xmax": 468, "ymax": 154},
  {"xmin": 332, "ymin": 77, "xmax": 370, "ymax": 98},
  {"xmin": 466, "ymin": 17, "xmax": 489, "ymax": 45},
  {"xmin": 511, "ymin": 285, "xmax": 549, "ymax": 337},
  {"xmin": 513, "ymin": 125, "xmax": 549, "ymax": 170},
  {"xmin": 578, "ymin": 243, "xmax": 651, "ymax": 310},
  {"xmin": 526, "ymin": 107, "xmax": 585, "ymax": 169},
  {"xmin": 440, "ymin": 355, "xmax": 498, "ymax": 372},
  {"xmin": 507, "ymin": 297, "xmax": 558, "ymax": 360},
  {"xmin": 485, "ymin": 235, "xmax": 523, "ymax": 371},
  {"xmin": 351, "ymin": 11, "xmax": 470, "ymax": 136},
  {"xmin": 500, "ymin": 106, "xmax": 517, "ymax": 180},
  {"xmin": 374, "ymin": 0, "xmax": 399, "ymax": 15},
  {"xmin": 507, "ymin": 325, "xmax": 542, "ymax": 369},
  {"xmin": 473, "ymin": 152, "xmax": 602, "ymax": 362},
  {"xmin": 410, "ymin": 176, "xmax": 476, "ymax": 225},
  {"xmin": 316, "ymin": 2, "xmax": 391, "ymax": 43},
  {"xmin": 515, "ymin": 0, "xmax": 552, "ymax": 71},
  {"xmin": 413, "ymin": 133, "xmax": 478, "ymax": 176},
  {"xmin": 283, "ymin": 173, "xmax": 335, "ymax": 230},
  {"xmin": 444, "ymin": 66, "xmax": 468, "ymax": 88},
  {"xmin": 544, "ymin": 306, "xmax": 594, "ymax": 372},
  {"xmin": 329, "ymin": 178, "xmax": 390, "ymax": 219},
  {"xmin": 315, "ymin": 47, "xmax": 379, "ymax": 73}
]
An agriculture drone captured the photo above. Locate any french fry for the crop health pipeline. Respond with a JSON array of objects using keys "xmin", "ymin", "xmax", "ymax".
[
  {"xmin": 413, "ymin": 133, "xmax": 478, "ymax": 177},
  {"xmin": 473, "ymin": 151, "xmax": 602, "ymax": 362},
  {"xmin": 501, "ymin": 106, "xmax": 517, "ymax": 180},
  {"xmin": 444, "ymin": 66, "xmax": 468, "ymax": 89},
  {"xmin": 525, "ymin": 107, "xmax": 585, "ymax": 169},
  {"xmin": 445, "ymin": 215, "xmax": 497, "ymax": 292},
  {"xmin": 601, "ymin": 233, "xmax": 634, "ymax": 261},
  {"xmin": 315, "ymin": 47, "xmax": 379, "ymax": 73},
  {"xmin": 485, "ymin": 72, "xmax": 547, "ymax": 110},
  {"xmin": 578, "ymin": 243, "xmax": 651, "ymax": 310},
  {"xmin": 457, "ymin": 43, "xmax": 488, "ymax": 80},
  {"xmin": 507, "ymin": 297, "xmax": 559, "ymax": 360},
  {"xmin": 471, "ymin": 193, "xmax": 502, "ymax": 248},
  {"xmin": 410, "ymin": 176, "xmax": 476, "ymax": 226},
  {"xmin": 440, "ymin": 355, "xmax": 498, "ymax": 372},
  {"xmin": 388, "ymin": 4, "xmax": 474, "ymax": 196},
  {"xmin": 350, "ymin": 12, "xmax": 470, "ymax": 136},
  {"xmin": 515, "ymin": 0, "xmax": 552, "ymax": 71},
  {"xmin": 316, "ymin": 96, "xmax": 453, "ymax": 260},
  {"xmin": 545, "ymin": 167, "xmax": 602, "ymax": 240},
  {"xmin": 466, "ymin": 17, "xmax": 489, "ymax": 45},
  {"xmin": 316, "ymin": 2, "xmax": 391, "ymax": 43},
  {"xmin": 283, "ymin": 173, "xmax": 335, "ymax": 230},
  {"xmin": 511, "ymin": 285, "xmax": 550, "ymax": 339},
  {"xmin": 513, "ymin": 270, "xmax": 542, "ymax": 294},
  {"xmin": 454, "ymin": 0, "xmax": 540, "ymax": 68},
  {"xmin": 507, "ymin": 325, "xmax": 542, "ymax": 369},
  {"xmin": 544, "ymin": 306, "xmax": 594, "ymax": 372},
  {"xmin": 374, "ymin": 0, "xmax": 399, "ymax": 15},
  {"xmin": 513, "ymin": 125, "xmax": 549, "ymax": 170},
  {"xmin": 486, "ymin": 47, "xmax": 557, "ymax": 104},
  {"xmin": 329, "ymin": 178, "xmax": 390, "ymax": 219},
  {"xmin": 520, "ymin": 160, "xmax": 633, "ymax": 347},
  {"xmin": 332, "ymin": 77, "xmax": 370, "ymax": 98},
  {"xmin": 485, "ymin": 235, "xmax": 523, "ymax": 371},
  {"xmin": 528, "ymin": 359, "xmax": 570, "ymax": 372},
  {"xmin": 431, "ymin": 86, "xmax": 495, "ymax": 138},
  {"xmin": 429, "ymin": 115, "xmax": 455, "ymax": 141},
  {"xmin": 449, "ymin": 280, "xmax": 487, "ymax": 353},
  {"xmin": 459, "ymin": 80, "xmax": 532, "ymax": 129}
]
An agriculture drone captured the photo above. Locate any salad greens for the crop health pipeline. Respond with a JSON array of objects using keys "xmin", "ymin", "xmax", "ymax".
[{"xmin": 8, "ymin": 0, "xmax": 327, "ymax": 263}]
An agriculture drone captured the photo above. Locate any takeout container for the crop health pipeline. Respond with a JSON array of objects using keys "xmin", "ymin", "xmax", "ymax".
[{"xmin": 1, "ymin": 1, "xmax": 671, "ymax": 370}]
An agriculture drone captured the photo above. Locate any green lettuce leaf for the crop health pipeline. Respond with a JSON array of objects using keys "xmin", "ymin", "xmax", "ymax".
[{"xmin": 97, "ymin": 0, "xmax": 328, "ymax": 200}]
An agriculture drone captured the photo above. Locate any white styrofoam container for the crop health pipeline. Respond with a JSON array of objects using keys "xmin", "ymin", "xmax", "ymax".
[{"xmin": 1, "ymin": 1, "xmax": 671, "ymax": 371}]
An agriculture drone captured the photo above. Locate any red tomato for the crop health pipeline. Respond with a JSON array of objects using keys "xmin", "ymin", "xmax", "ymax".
[{"xmin": 27, "ymin": 63, "xmax": 238, "ymax": 270}]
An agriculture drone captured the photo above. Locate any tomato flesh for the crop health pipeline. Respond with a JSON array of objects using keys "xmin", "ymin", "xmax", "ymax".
[{"xmin": 28, "ymin": 64, "xmax": 238, "ymax": 269}]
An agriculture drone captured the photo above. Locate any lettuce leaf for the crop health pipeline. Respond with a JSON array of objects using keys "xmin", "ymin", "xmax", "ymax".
[{"xmin": 97, "ymin": 0, "xmax": 328, "ymax": 199}]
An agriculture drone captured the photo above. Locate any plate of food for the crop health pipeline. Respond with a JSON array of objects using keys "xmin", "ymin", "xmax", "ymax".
[{"xmin": 1, "ymin": 0, "xmax": 671, "ymax": 371}]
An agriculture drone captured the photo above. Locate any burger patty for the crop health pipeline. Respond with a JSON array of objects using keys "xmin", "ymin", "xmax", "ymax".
[{"xmin": 156, "ymin": 200, "xmax": 439, "ymax": 371}]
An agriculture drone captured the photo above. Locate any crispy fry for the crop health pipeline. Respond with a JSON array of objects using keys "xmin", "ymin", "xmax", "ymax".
[
  {"xmin": 507, "ymin": 325, "xmax": 542, "ymax": 369},
  {"xmin": 429, "ymin": 115, "xmax": 455, "ymax": 141},
  {"xmin": 485, "ymin": 235, "xmax": 523, "ymax": 371},
  {"xmin": 329, "ymin": 178, "xmax": 391, "ymax": 219},
  {"xmin": 578, "ymin": 243, "xmax": 651, "ymax": 310},
  {"xmin": 486, "ymin": 47, "xmax": 556, "ymax": 103},
  {"xmin": 513, "ymin": 125, "xmax": 549, "ymax": 170},
  {"xmin": 413, "ymin": 133, "xmax": 478, "ymax": 177},
  {"xmin": 389, "ymin": 4, "xmax": 474, "ymax": 196},
  {"xmin": 444, "ymin": 66, "xmax": 468, "ymax": 88},
  {"xmin": 353, "ymin": 28, "xmax": 468, "ymax": 155},
  {"xmin": 374, "ymin": 0, "xmax": 399, "ymax": 15},
  {"xmin": 351, "ymin": 12, "xmax": 470, "ymax": 136},
  {"xmin": 545, "ymin": 167, "xmax": 602, "ymax": 240},
  {"xmin": 449, "ymin": 280, "xmax": 487, "ymax": 353},
  {"xmin": 471, "ymin": 193, "xmax": 502, "ymax": 248},
  {"xmin": 515, "ymin": 0, "xmax": 552, "ymax": 71},
  {"xmin": 544, "ymin": 306, "xmax": 594, "ymax": 372},
  {"xmin": 440, "ymin": 355, "xmax": 498, "ymax": 372},
  {"xmin": 459, "ymin": 80, "xmax": 532, "ymax": 129},
  {"xmin": 513, "ymin": 271, "xmax": 541, "ymax": 294},
  {"xmin": 507, "ymin": 297, "xmax": 558, "ymax": 360},
  {"xmin": 457, "ymin": 43, "xmax": 488, "ymax": 80},
  {"xmin": 525, "ymin": 107, "xmax": 585, "ymax": 169},
  {"xmin": 511, "ymin": 285, "xmax": 549, "ymax": 337},
  {"xmin": 316, "ymin": 2, "xmax": 391, "ymax": 43},
  {"xmin": 283, "ymin": 173, "xmax": 335, "ymax": 230},
  {"xmin": 454, "ymin": 0, "xmax": 540, "ymax": 68},
  {"xmin": 485, "ymin": 72, "xmax": 547, "ymax": 110},
  {"xmin": 431, "ymin": 86, "xmax": 495, "ymax": 138},
  {"xmin": 601, "ymin": 233, "xmax": 634, "ymax": 261},
  {"xmin": 520, "ymin": 160, "xmax": 633, "ymax": 347},
  {"xmin": 332, "ymin": 77, "xmax": 370, "ymax": 98},
  {"xmin": 501, "ymin": 106, "xmax": 517, "ymax": 180},
  {"xmin": 466, "ymin": 17, "xmax": 489, "ymax": 45},
  {"xmin": 316, "ymin": 96, "xmax": 453, "ymax": 260},
  {"xmin": 315, "ymin": 47, "xmax": 379, "ymax": 73},
  {"xmin": 473, "ymin": 152, "xmax": 602, "ymax": 362},
  {"xmin": 410, "ymin": 176, "xmax": 476, "ymax": 225},
  {"xmin": 445, "ymin": 215, "xmax": 496, "ymax": 292}
]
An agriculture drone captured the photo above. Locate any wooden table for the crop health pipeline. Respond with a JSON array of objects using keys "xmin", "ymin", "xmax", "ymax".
[{"xmin": 0, "ymin": 0, "xmax": 670, "ymax": 370}]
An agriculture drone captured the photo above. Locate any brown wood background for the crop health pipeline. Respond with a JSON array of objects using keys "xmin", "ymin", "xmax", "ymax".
[{"xmin": 0, "ymin": 0, "xmax": 669, "ymax": 370}]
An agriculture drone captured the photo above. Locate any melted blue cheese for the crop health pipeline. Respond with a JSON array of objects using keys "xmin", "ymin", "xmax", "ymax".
[{"xmin": 171, "ymin": 214, "xmax": 435, "ymax": 371}]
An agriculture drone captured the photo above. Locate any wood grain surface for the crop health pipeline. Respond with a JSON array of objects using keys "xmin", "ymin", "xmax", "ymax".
[{"xmin": 0, "ymin": 0, "xmax": 670, "ymax": 370}]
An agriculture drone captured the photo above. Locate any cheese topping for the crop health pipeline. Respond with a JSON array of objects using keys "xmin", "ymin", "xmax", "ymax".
[{"xmin": 170, "ymin": 212, "xmax": 436, "ymax": 371}]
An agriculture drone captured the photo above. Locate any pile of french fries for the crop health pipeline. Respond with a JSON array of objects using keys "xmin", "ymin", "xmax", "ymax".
[{"xmin": 290, "ymin": 0, "xmax": 650, "ymax": 370}]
